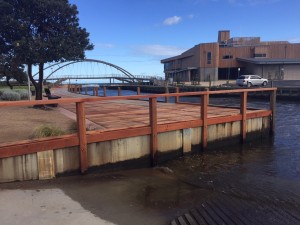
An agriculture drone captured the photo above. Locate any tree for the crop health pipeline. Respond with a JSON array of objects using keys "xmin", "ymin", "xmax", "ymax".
[
  {"xmin": 0, "ymin": 58, "xmax": 27, "ymax": 89},
  {"xmin": 0, "ymin": 0, "xmax": 93, "ymax": 100}
]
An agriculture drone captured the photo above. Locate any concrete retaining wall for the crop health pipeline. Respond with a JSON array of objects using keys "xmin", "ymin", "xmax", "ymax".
[{"xmin": 0, "ymin": 116, "xmax": 270, "ymax": 183}]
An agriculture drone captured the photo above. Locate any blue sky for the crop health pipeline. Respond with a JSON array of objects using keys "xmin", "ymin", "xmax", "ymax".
[{"xmin": 69, "ymin": 0, "xmax": 300, "ymax": 77}]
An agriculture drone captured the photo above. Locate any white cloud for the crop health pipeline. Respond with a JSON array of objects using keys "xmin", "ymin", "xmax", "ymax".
[
  {"xmin": 246, "ymin": 0, "xmax": 280, "ymax": 5},
  {"xmin": 163, "ymin": 16, "xmax": 182, "ymax": 26},
  {"xmin": 227, "ymin": 0, "xmax": 281, "ymax": 5},
  {"xmin": 228, "ymin": 0, "xmax": 237, "ymax": 4},
  {"xmin": 187, "ymin": 14, "xmax": 196, "ymax": 19},
  {"xmin": 134, "ymin": 44, "xmax": 187, "ymax": 57},
  {"xmin": 288, "ymin": 38, "xmax": 300, "ymax": 43},
  {"xmin": 96, "ymin": 43, "xmax": 115, "ymax": 48}
]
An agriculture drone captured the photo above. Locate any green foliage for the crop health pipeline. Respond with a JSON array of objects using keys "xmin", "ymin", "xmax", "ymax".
[
  {"xmin": 0, "ymin": 88, "xmax": 7, "ymax": 95},
  {"xmin": 1, "ymin": 0, "xmax": 93, "ymax": 64},
  {"xmin": 68, "ymin": 121, "xmax": 97, "ymax": 132},
  {"xmin": 69, "ymin": 121, "xmax": 78, "ymax": 133},
  {"xmin": 0, "ymin": 89, "xmax": 21, "ymax": 101},
  {"xmin": 14, "ymin": 89, "xmax": 29, "ymax": 100},
  {"xmin": 0, "ymin": 0, "xmax": 94, "ymax": 100},
  {"xmin": 0, "ymin": 88, "xmax": 29, "ymax": 100},
  {"xmin": 32, "ymin": 125, "xmax": 66, "ymax": 138}
]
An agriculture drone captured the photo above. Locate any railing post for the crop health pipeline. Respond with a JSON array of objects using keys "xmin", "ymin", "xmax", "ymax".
[
  {"xmin": 137, "ymin": 86, "xmax": 140, "ymax": 95},
  {"xmin": 201, "ymin": 92, "xmax": 208, "ymax": 150},
  {"xmin": 165, "ymin": 86, "xmax": 170, "ymax": 103},
  {"xmin": 240, "ymin": 91, "xmax": 248, "ymax": 142},
  {"xmin": 175, "ymin": 87, "xmax": 180, "ymax": 103},
  {"xmin": 270, "ymin": 89, "xmax": 276, "ymax": 135},
  {"xmin": 103, "ymin": 86, "xmax": 107, "ymax": 97},
  {"xmin": 118, "ymin": 87, "xmax": 121, "ymax": 96},
  {"xmin": 149, "ymin": 97, "xmax": 158, "ymax": 166},
  {"xmin": 76, "ymin": 102, "xmax": 88, "ymax": 173}
]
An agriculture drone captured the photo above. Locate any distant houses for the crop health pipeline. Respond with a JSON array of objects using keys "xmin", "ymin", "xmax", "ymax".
[{"xmin": 161, "ymin": 30, "xmax": 300, "ymax": 83}]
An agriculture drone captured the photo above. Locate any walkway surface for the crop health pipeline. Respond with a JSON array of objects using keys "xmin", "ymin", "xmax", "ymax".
[{"xmin": 52, "ymin": 87, "xmax": 261, "ymax": 131}]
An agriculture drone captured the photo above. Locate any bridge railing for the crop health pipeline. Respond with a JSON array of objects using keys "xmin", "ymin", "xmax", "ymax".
[
  {"xmin": 0, "ymin": 88, "xmax": 276, "ymax": 173},
  {"xmin": 46, "ymin": 74, "xmax": 164, "ymax": 81}
]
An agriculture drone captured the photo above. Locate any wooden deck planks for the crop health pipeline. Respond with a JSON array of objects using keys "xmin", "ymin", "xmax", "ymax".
[{"xmin": 60, "ymin": 100, "xmax": 259, "ymax": 132}]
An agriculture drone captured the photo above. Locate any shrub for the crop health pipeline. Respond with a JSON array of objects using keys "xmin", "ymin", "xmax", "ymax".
[
  {"xmin": 0, "ymin": 88, "xmax": 7, "ymax": 96},
  {"xmin": 14, "ymin": 89, "xmax": 29, "ymax": 100},
  {"xmin": 69, "ymin": 121, "xmax": 97, "ymax": 132},
  {"xmin": 0, "ymin": 89, "xmax": 21, "ymax": 101},
  {"xmin": 32, "ymin": 125, "xmax": 66, "ymax": 138}
]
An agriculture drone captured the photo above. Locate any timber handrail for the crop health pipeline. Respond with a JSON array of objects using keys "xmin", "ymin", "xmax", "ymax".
[
  {"xmin": 0, "ymin": 88, "xmax": 277, "ymax": 172},
  {"xmin": 0, "ymin": 87, "xmax": 276, "ymax": 107}
]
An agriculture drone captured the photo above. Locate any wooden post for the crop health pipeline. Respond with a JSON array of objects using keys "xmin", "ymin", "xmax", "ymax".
[
  {"xmin": 201, "ymin": 92, "xmax": 208, "ymax": 150},
  {"xmin": 149, "ymin": 97, "xmax": 158, "ymax": 166},
  {"xmin": 137, "ymin": 86, "xmax": 140, "ymax": 95},
  {"xmin": 270, "ymin": 89, "xmax": 276, "ymax": 135},
  {"xmin": 175, "ymin": 87, "xmax": 179, "ymax": 103},
  {"xmin": 103, "ymin": 86, "xmax": 107, "ymax": 97},
  {"xmin": 118, "ymin": 87, "xmax": 121, "ymax": 96},
  {"xmin": 240, "ymin": 91, "xmax": 248, "ymax": 142},
  {"xmin": 165, "ymin": 86, "xmax": 169, "ymax": 103},
  {"xmin": 76, "ymin": 102, "xmax": 88, "ymax": 173}
]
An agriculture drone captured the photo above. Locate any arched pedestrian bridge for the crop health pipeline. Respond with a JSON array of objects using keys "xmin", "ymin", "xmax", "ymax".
[{"xmin": 34, "ymin": 59, "xmax": 164, "ymax": 85}]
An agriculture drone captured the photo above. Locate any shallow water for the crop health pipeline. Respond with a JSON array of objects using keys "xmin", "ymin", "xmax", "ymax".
[{"xmin": 162, "ymin": 97, "xmax": 300, "ymax": 212}]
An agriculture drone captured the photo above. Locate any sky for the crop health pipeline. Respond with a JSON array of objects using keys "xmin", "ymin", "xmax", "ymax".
[{"xmin": 69, "ymin": 0, "xmax": 300, "ymax": 77}]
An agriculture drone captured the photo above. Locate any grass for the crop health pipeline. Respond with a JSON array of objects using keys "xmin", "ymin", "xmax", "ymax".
[{"xmin": 32, "ymin": 125, "xmax": 67, "ymax": 138}]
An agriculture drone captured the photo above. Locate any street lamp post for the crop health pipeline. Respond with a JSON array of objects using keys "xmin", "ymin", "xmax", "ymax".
[{"xmin": 238, "ymin": 67, "xmax": 240, "ymax": 77}]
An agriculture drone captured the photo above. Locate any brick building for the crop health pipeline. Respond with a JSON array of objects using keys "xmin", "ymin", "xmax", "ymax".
[{"xmin": 161, "ymin": 30, "xmax": 300, "ymax": 83}]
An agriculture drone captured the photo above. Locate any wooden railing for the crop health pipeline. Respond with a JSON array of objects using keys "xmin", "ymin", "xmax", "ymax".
[{"xmin": 0, "ymin": 88, "xmax": 277, "ymax": 173}]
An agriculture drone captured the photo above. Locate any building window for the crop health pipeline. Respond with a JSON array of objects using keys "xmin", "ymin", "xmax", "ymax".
[
  {"xmin": 164, "ymin": 62, "xmax": 172, "ymax": 70},
  {"xmin": 207, "ymin": 52, "xmax": 212, "ymax": 64},
  {"xmin": 254, "ymin": 53, "xmax": 266, "ymax": 58},
  {"xmin": 222, "ymin": 55, "xmax": 233, "ymax": 59}
]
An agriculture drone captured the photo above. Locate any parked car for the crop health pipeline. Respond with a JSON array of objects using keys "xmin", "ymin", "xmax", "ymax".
[{"xmin": 236, "ymin": 75, "xmax": 268, "ymax": 87}]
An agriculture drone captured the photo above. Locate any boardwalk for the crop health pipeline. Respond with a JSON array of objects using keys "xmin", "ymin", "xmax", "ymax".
[
  {"xmin": 0, "ymin": 87, "xmax": 276, "ymax": 181},
  {"xmin": 52, "ymin": 86, "xmax": 267, "ymax": 131},
  {"xmin": 59, "ymin": 99, "xmax": 260, "ymax": 131}
]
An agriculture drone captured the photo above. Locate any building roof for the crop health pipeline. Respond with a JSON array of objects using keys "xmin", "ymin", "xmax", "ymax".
[
  {"xmin": 237, "ymin": 58, "xmax": 300, "ymax": 65},
  {"xmin": 161, "ymin": 54, "xmax": 194, "ymax": 63}
]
